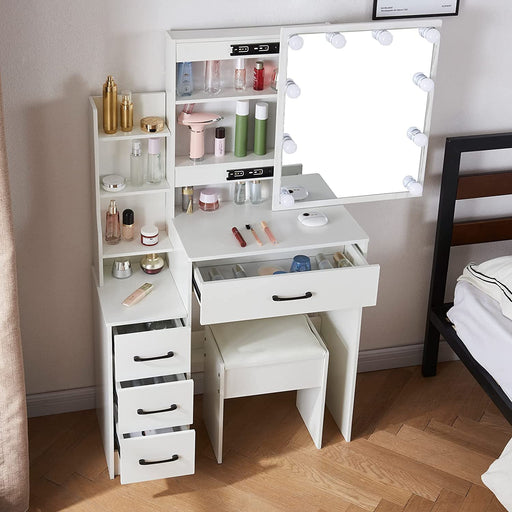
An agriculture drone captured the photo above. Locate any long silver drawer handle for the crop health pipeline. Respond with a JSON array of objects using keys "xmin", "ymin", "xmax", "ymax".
[
  {"xmin": 139, "ymin": 454, "xmax": 179, "ymax": 466},
  {"xmin": 137, "ymin": 404, "xmax": 178, "ymax": 415},
  {"xmin": 133, "ymin": 351, "xmax": 174, "ymax": 362},
  {"xmin": 272, "ymin": 291, "xmax": 313, "ymax": 302}
]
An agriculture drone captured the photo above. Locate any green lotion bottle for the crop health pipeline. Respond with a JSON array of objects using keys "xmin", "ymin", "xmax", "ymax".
[
  {"xmin": 254, "ymin": 102, "xmax": 268, "ymax": 156},
  {"xmin": 234, "ymin": 100, "xmax": 249, "ymax": 157}
]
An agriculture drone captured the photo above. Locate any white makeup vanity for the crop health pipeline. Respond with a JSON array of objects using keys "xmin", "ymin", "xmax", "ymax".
[{"xmin": 91, "ymin": 20, "xmax": 440, "ymax": 484}]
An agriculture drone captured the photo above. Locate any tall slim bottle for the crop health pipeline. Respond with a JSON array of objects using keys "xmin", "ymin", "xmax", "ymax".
[
  {"xmin": 105, "ymin": 200, "xmax": 121, "ymax": 244},
  {"xmin": 147, "ymin": 138, "xmax": 162, "ymax": 184},
  {"xmin": 103, "ymin": 75, "xmax": 117, "ymax": 134},
  {"xmin": 254, "ymin": 102, "xmax": 268, "ymax": 155},
  {"xmin": 177, "ymin": 62, "xmax": 193, "ymax": 96},
  {"xmin": 130, "ymin": 140, "xmax": 143, "ymax": 187},
  {"xmin": 234, "ymin": 100, "xmax": 249, "ymax": 157}
]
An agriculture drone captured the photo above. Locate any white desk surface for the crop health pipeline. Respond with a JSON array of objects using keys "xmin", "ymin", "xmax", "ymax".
[{"xmin": 173, "ymin": 202, "xmax": 369, "ymax": 262}]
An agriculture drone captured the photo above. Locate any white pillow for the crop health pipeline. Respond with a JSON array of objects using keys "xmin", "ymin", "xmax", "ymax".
[
  {"xmin": 458, "ymin": 256, "xmax": 512, "ymax": 321},
  {"xmin": 482, "ymin": 437, "xmax": 512, "ymax": 511}
]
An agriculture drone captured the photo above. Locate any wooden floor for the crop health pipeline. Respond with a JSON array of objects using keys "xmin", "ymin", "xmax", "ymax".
[{"xmin": 28, "ymin": 361, "xmax": 510, "ymax": 512}]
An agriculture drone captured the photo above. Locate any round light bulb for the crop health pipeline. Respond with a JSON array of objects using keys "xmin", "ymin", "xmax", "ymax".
[
  {"xmin": 407, "ymin": 127, "xmax": 428, "ymax": 147},
  {"xmin": 325, "ymin": 32, "xmax": 346, "ymax": 49},
  {"xmin": 419, "ymin": 27, "xmax": 441, "ymax": 44},
  {"xmin": 372, "ymin": 29, "xmax": 393, "ymax": 46},
  {"xmin": 285, "ymin": 79, "xmax": 301, "ymax": 99},
  {"xmin": 403, "ymin": 175, "xmax": 423, "ymax": 196},
  {"xmin": 413, "ymin": 72, "xmax": 434, "ymax": 92},
  {"xmin": 282, "ymin": 134, "xmax": 297, "ymax": 154},
  {"xmin": 288, "ymin": 34, "xmax": 304, "ymax": 50}
]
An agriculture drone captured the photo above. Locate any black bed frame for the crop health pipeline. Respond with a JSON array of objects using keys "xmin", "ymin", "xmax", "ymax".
[{"xmin": 422, "ymin": 132, "xmax": 512, "ymax": 425}]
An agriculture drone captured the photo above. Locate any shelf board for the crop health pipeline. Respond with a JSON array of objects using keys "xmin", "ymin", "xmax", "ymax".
[
  {"xmin": 99, "ymin": 125, "xmax": 171, "ymax": 142},
  {"xmin": 175, "ymin": 87, "xmax": 276, "ymax": 105},
  {"xmin": 98, "ymin": 265, "xmax": 187, "ymax": 326},
  {"xmin": 99, "ymin": 180, "xmax": 171, "ymax": 198},
  {"xmin": 102, "ymin": 232, "xmax": 173, "ymax": 259}
]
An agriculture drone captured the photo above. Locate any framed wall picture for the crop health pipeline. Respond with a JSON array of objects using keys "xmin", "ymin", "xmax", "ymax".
[{"xmin": 373, "ymin": 0, "xmax": 459, "ymax": 19}]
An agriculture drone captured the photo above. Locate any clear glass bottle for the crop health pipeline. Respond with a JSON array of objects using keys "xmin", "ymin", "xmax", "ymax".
[
  {"xmin": 130, "ymin": 139, "xmax": 143, "ymax": 187},
  {"xmin": 105, "ymin": 200, "xmax": 121, "ymax": 245},
  {"xmin": 177, "ymin": 61, "xmax": 193, "ymax": 97},
  {"xmin": 234, "ymin": 181, "xmax": 246, "ymax": 205},
  {"xmin": 234, "ymin": 58, "xmax": 246, "ymax": 91},
  {"xmin": 204, "ymin": 60, "xmax": 221, "ymax": 95},
  {"xmin": 147, "ymin": 138, "xmax": 162, "ymax": 184},
  {"xmin": 250, "ymin": 180, "xmax": 263, "ymax": 204},
  {"xmin": 316, "ymin": 253, "xmax": 333, "ymax": 269}
]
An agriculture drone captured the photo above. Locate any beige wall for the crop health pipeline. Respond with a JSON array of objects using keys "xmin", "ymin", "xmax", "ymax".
[{"xmin": 1, "ymin": 1, "xmax": 511, "ymax": 394}]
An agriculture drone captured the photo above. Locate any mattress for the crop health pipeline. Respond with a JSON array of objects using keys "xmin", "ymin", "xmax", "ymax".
[{"xmin": 447, "ymin": 280, "xmax": 512, "ymax": 402}]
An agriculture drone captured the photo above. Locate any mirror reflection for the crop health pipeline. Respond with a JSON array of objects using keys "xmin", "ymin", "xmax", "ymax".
[{"xmin": 282, "ymin": 28, "xmax": 436, "ymax": 201}]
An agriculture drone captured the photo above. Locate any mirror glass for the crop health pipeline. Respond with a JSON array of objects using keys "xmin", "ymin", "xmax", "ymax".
[{"xmin": 281, "ymin": 27, "xmax": 436, "ymax": 202}]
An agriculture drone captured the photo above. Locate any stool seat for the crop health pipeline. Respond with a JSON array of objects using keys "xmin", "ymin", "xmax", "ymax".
[
  {"xmin": 204, "ymin": 314, "xmax": 329, "ymax": 463},
  {"xmin": 210, "ymin": 315, "xmax": 326, "ymax": 370}
]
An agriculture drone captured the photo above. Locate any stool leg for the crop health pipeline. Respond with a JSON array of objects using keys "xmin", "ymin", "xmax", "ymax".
[{"xmin": 203, "ymin": 330, "xmax": 225, "ymax": 464}]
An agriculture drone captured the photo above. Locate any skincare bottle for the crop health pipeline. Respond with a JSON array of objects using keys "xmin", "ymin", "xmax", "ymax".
[
  {"xmin": 182, "ymin": 186, "xmax": 194, "ymax": 213},
  {"xmin": 234, "ymin": 100, "xmax": 249, "ymax": 157},
  {"xmin": 249, "ymin": 179, "xmax": 263, "ymax": 204},
  {"xmin": 177, "ymin": 61, "xmax": 193, "ymax": 97},
  {"xmin": 234, "ymin": 181, "xmax": 246, "ymax": 205},
  {"xmin": 234, "ymin": 58, "xmax": 246, "ymax": 90},
  {"xmin": 204, "ymin": 60, "xmax": 221, "ymax": 95},
  {"xmin": 254, "ymin": 102, "xmax": 268, "ymax": 156},
  {"xmin": 147, "ymin": 138, "xmax": 162, "ymax": 184},
  {"xmin": 102, "ymin": 75, "xmax": 117, "ymax": 134},
  {"xmin": 120, "ymin": 90, "xmax": 133, "ymax": 132},
  {"xmin": 122, "ymin": 209, "xmax": 135, "ymax": 241},
  {"xmin": 316, "ymin": 253, "xmax": 333, "ymax": 270},
  {"xmin": 130, "ymin": 140, "xmax": 143, "ymax": 187},
  {"xmin": 105, "ymin": 200, "xmax": 121, "ymax": 244},
  {"xmin": 214, "ymin": 127, "xmax": 225, "ymax": 157},
  {"xmin": 253, "ymin": 61, "xmax": 265, "ymax": 91}
]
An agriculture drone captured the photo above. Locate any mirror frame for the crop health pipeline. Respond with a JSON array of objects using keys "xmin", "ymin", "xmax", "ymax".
[{"xmin": 272, "ymin": 19, "xmax": 442, "ymax": 211}]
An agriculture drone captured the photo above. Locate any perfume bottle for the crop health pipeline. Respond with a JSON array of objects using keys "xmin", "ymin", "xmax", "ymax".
[
  {"xmin": 177, "ymin": 62, "xmax": 193, "ymax": 97},
  {"xmin": 204, "ymin": 60, "xmax": 221, "ymax": 95},
  {"xmin": 130, "ymin": 140, "xmax": 143, "ymax": 187},
  {"xmin": 120, "ymin": 90, "xmax": 133, "ymax": 132},
  {"xmin": 105, "ymin": 200, "xmax": 121, "ymax": 245},
  {"xmin": 234, "ymin": 58, "xmax": 246, "ymax": 90},
  {"xmin": 147, "ymin": 138, "xmax": 162, "ymax": 184},
  {"xmin": 253, "ymin": 61, "xmax": 264, "ymax": 91},
  {"xmin": 102, "ymin": 75, "xmax": 117, "ymax": 134}
]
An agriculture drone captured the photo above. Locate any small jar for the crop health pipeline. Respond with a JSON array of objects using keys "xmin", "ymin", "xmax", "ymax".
[
  {"xmin": 199, "ymin": 189, "xmax": 219, "ymax": 211},
  {"xmin": 140, "ymin": 253, "xmax": 165, "ymax": 274},
  {"xmin": 140, "ymin": 225, "xmax": 159, "ymax": 246}
]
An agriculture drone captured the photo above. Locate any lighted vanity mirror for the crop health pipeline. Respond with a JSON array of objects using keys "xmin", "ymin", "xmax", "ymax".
[{"xmin": 272, "ymin": 20, "xmax": 441, "ymax": 210}]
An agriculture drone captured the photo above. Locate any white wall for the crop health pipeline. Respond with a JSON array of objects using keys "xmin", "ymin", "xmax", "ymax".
[{"xmin": 1, "ymin": 0, "xmax": 511, "ymax": 395}]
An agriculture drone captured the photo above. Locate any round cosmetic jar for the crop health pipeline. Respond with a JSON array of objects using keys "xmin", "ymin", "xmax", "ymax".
[
  {"xmin": 112, "ymin": 258, "xmax": 132, "ymax": 279},
  {"xmin": 140, "ymin": 253, "xmax": 165, "ymax": 274},
  {"xmin": 199, "ymin": 189, "xmax": 219, "ymax": 211},
  {"xmin": 140, "ymin": 225, "xmax": 159, "ymax": 246},
  {"xmin": 101, "ymin": 174, "xmax": 126, "ymax": 192},
  {"xmin": 140, "ymin": 116, "xmax": 164, "ymax": 133}
]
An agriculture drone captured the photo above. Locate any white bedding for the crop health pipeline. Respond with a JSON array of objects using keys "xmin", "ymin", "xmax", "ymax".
[{"xmin": 447, "ymin": 280, "xmax": 512, "ymax": 402}]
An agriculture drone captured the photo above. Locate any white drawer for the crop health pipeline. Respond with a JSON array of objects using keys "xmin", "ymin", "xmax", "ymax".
[
  {"xmin": 116, "ymin": 376, "xmax": 193, "ymax": 433},
  {"xmin": 114, "ymin": 325, "xmax": 190, "ymax": 381},
  {"xmin": 193, "ymin": 245, "xmax": 380, "ymax": 324},
  {"xmin": 117, "ymin": 428, "xmax": 195, "ymax": 484}
]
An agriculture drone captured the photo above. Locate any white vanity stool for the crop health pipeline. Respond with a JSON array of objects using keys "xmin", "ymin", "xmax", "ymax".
[{"xmin": 203, "ymin": 314, "xmax": 329, "ymax": 463}]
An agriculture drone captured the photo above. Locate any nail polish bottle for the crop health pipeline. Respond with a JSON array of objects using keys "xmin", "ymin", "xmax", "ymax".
[{"xmin": 105, "ymin": 200, "xmax": 121, "ymax": 245}]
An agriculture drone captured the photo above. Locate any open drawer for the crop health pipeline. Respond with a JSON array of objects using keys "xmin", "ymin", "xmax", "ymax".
[
  {"xmin": 116, "ymin": 374, "xmax": 193, "ymax": 433},
  {"xmin": 193, "ymin": 245, "xmax": 380, "ymax": 324},
  {"xmin": 114, "ymin": 320, "xmax": 190, "ymax": 381},
  {"xmin": 117, "ymin": 427, "xmax": 195, "ymax": 484}
]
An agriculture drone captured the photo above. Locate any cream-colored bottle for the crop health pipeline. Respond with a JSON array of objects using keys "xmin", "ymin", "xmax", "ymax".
[{"xmin": 103, "ymin": 75, "xmax": 117, "ymax": 134}]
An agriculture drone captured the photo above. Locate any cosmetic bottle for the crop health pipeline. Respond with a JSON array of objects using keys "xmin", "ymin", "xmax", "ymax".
[
  {"xmin": 232, "ymin": 264, "xmax": 247, "ymax": 278},
  {"xmin": 147, "ymin": 138, "xmax": 162, "ymax": 184},
  {"xmin": 105, "ymin": 200, "xmax": 121, "ymax": 244},
  {"xmin": 234, "ymin": 58, "xmax": 246, "ymax": 91},
  {"xmin": 234, "ymin": 100, "xmax": 249, "ymax": 157},
  {"xmin": 316, "ymin": 253, "xmax": 333, "ymax": 270},
  {"xmin": 204, "ymin": 60, "xmax": 221, "ymax": 95},
  {"xmin": 334, "ymin": 251, "xmax": 353, "ymax": 268},
  {"xmin": 140, "ymin": 254, "xmax": 165, "ymax": 275},
  {"xmin": 130, "ymin": 140, "xmax": 143, "ymax": 187},
  {"xmin": 234, "ymin": 181, "xmax": 246, "ymax": 205},
  {"xmin": 177, "ymin": 61, "xmax": 193, "ymax": 97},
  {"xmin": 214, "ymin": 127, "xmax": 225, "ymax": 157},
  {"xmin": 253, "ymin": 61, "xmax": 264, "ymax": 91},
  {"xmin": 122, "ymin": 209, "xmax": 134, "ymax": 241},
  {"xmin": 182, "ymin": 186, "xmax": 194, "ymax": 213},
  {"xmin": 254, "ymin": 102, "xmax": 268, "ymax": 156},
  {"xmin": 120, "ymin": 90, "xmax": 133, "ymax": 132},
  {"xmin": 103, "ymin": 75, "xmax": 117, "ymax": 134},
  {"xmin": 250, "ymin": 180, "xmax": 263, "ymax": 204}
]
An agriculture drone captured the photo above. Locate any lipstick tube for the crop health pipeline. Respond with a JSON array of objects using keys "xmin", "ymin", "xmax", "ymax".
[
  {"xmin": 261, "ymin": 221, "xmax": 277, "ymax": 245},
  {"xmin": 232, "ymin": 227, "xmax": 247, "ymax": 247}
]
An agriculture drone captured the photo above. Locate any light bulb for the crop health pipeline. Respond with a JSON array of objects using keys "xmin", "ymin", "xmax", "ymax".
[
  {"xmin": 282, "ymin": 133, "xmax": 297, "ymax": 154},
  {"xmin": 413, "ymin": 72, "xmax": 434, "ymax": 92},
  {"xmin": 288, "ymin": 34, "xmax": 304, "ymax": 50},
  {"xmin": 407, "ymin": 127, "xmax": 428, "ymax": 147},
  {"xmin": 419, "ymin": 27, "xmax": 441, "ymax": 44},
  {"xmin": 280, "ymin": 187, "xmax": 295, "ymax": 207},
  {"xmin": 285, "ymin": 79, "xmax": 301, "ymax": 99},
  {"xmin": 403, "ymin": 175, "xmax": 423, "ymax": 196},
  {"xmin": 372, "ymin": 29, "xmax": 393, "ymax": 46},
  {"xmin": 325, "ymin": 32, "xmax": 346, "ymax": 49}
]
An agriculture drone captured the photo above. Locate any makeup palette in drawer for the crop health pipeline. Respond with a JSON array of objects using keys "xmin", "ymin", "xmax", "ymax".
[{"xmin": 192, "ymin": 244, "xmax": 380, "ymax": 324}]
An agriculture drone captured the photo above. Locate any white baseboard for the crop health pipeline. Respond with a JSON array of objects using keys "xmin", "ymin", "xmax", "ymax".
[{"xmin": 26, "ymin": 342, "xmax": 457, "ymax": 418}]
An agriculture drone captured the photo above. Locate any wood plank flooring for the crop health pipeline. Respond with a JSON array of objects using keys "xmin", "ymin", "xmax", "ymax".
[{"xmin": 28, "ymin": 361, "xmax": 510, "ymax": 511}]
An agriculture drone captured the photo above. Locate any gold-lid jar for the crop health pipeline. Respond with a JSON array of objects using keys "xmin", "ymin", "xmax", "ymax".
[
  {"xmin": 140, "ymin": 253, "xmax": 165, "ymax": 274},
  {"xmin": 140, "ymin": 116, "xmax": 164, "ymax": 133}
]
